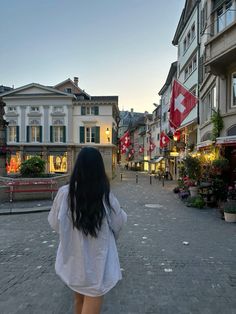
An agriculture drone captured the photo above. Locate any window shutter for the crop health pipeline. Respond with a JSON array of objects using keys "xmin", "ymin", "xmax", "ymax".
[
  {"xmin": 63, "ymin": 126, "xmax": 66, "ymax": 143},
  {"xmin": 94, "ymin": 106, "xmax": 99, "ymax": 115},
  {"xmin": 26, "ymin": 126, "xmax": 30, "ymax": 142},
  {"xmin": 50, "ymin": 126, "xmax": 53, "ymax": 142},
  {"xmin": 16, "ymin": 126, "xmax": 19, "ymax": 142},
  {"xmin": 95, "ymin": 126, "xmax": 100, "ymax": 143},
  {"xmin": 80, "ymin": 126, "xmax": 85, "ymax": 143},
  {"xmin": 39, "ymin": 126, "xmax": 43, "ymax": 142},
  {"xmin": 81, "ymin": 106, "xmax": 86, "ymax": 115}
]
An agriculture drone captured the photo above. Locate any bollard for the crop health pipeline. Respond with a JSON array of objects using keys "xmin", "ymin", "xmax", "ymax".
[
  {"xmin": 150, "ymin": 175, "xmax": 152, "ymax": 185},
  {"xmin": 120, "ymin": 173, "xmax": 123, "ymax": 181},
  {"xmin": 136, "ymin": 174, "xmax": 138, "ymax": 184},
  {"xmin": 162, "ymin": 175, "xmax": 165, "ymax": 187}
]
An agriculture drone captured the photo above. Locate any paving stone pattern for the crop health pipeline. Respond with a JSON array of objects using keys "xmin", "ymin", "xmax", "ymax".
[{"xmin": 0, "ymin": 170, "xmax": 235, "ymax": 313}]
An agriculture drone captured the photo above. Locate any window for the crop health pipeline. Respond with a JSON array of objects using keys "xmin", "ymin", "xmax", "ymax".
[
  {"xmin": 50, "ymin": 126, "xmax": 66, "ymax": 143},
  {"xmin": 201, "ymin": 86, "xmax": 217, "ymax": 123},
  {"xmin": 187, "ymin": 32, "xmax": 191, "ymax": 46},
  {"xmin": 191, "ymin": 23, "xmax": 195, "ymax": 40},
  {"xmin": 217, "ymin": 1, "xmax": 235, "ymax": 33},
  {"xmin": 86, "ymin": 127, "xmax": 96, "ymax": 143},
  {"xmin": 232, "ymin": 73, "xmax": 236, "ymax": 107},
  {"xmin": 65, "ymin": 88, "xmax": 72, "ymax": 93},
  {"xmin": 201, "ymin": 3, "xmax": 207, "ymax": 33},
  {"xmin": 184, "ymin": 54, "xmax": 197, "ymax": 81},
  {"xmin": 30, "ymin": 106, "xmax": 40, "ymax": 112},
  {"xmin": 183, "ymin": 23, "xmax": 195, "ymax": 54},
  {"xmin": 226, "ymin": 0, "xmax": 234, "ymax": 26},
  {"xmin": 8, "ymin": 106, "xmax": 16, "ymax": 112},
  {"xmin": 183, "ymin": 39, "xmax": 187, "ymax": 52},
  {"xmin": 53, "ymin": 106, "xmax": 63, "ymax": 113},
  {"xmin": 80, "ymin": 126, "xmax": 100, "ymax": 143},
  {"xmin": 81, "ymin": 106, "xmax": 99, "ymax": 115},
  {"xmin": 193, "ymin": 56, "xmax": 197, "ymax": 70},
  {"xmin": 8, "ymin": 126, "xmax": 19, "ymax": 142},
  {"xmin": 163, "ymin": 112, "xmax": 167, "ymax": 122},
  {"xmin": 184, "ymin": 67, "xmax": 189, "ymax": 80},
  {"xmin": 27, "ymin": 126, "xmax": 42, "ymax": 142}
]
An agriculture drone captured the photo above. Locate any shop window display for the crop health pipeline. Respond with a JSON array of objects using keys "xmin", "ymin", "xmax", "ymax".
[
  {"xmin": 49, "ymin": 153, "xmax": 67, "ymax": 173},
  {"xmin": 7, "ymin": 152, "xmax": 21, "ymax": 174}
]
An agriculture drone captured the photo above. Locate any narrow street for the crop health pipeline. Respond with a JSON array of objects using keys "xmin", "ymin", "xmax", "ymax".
[{"xmin": 0, "ymin": 171, "xmax": 235, "ymax": 314}]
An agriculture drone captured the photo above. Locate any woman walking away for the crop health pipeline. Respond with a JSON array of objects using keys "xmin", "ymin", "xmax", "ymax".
[{"xmin": 48, "ymin": 147, "xmax": 127, "ymax": 314}]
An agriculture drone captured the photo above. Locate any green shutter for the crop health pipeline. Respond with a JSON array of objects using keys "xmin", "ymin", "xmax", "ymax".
[
  {"xmin": 95, "ymin": 126, "xmax": 100, "ymax": 143},
  {"xmin": 39, "ymin": 126, "xmax": 42, "ymax": 142},
  {"xmin": 81, "ymin": 106, "xmax": 86, "ymax": 115},
  {"xmin": 80, "ymin": 126, "xmax": 85, "ymax": 143},
  {"xmin": 50, "ymin": 126, "xmax": 53, "ymax": 142},
  {"xmin": 16, "ymin": 126, "xmax": 19, "ymax": 142},
  {"xmin": 63, "ymin": 126, "xmax": 66, "ymax": 143},
  {"xmin": 94, "ymin": 106, "xmax": 99, "ymax": 115},
  {"xmin": 26, "ymin": 126, "xmax": 30, "ymax": 142}
]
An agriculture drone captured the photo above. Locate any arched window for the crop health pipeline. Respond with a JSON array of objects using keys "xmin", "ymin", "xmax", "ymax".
[
  {"xmin": 227, "ymin": 125, "xmax": 236, "ymax": 136},
  {"xmin": 201, "ymin": 131, "xmax": 212, "ymax": 142}
]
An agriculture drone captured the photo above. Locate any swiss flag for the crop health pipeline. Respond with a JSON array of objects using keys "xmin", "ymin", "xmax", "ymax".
[
  {"xmin": 139, "ymin": 145, "xmax": 144, "ymax": 154},
  {"xmin": 120, "ymin": 143, "xmax": 127, "ymax": 154},
  {"xmin": 120, "ymin": 131, "xmax": 130, "ymax": 147},
  {"xmin": 149, "ymin": 140, "xmax": 156, "ymax": 152},
  {"xmin": 160, "ymin": 131, "xmax": 170, "ymax": 148},
  {"xmin": 169, "ymin": 80, "xmax": 198, "ymax": 129}
]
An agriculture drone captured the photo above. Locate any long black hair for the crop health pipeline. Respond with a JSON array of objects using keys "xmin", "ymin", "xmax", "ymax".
[{"xmin": 68, "ymin": 147, "xmax": 110, "ymax": 237}]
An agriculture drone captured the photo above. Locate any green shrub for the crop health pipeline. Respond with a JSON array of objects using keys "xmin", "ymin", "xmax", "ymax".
[
  {"xmin": 183, "ymin": 155, "xmax": 201, "ymax": 182},
  {"xmin": 20, "ymin": 156, "xmax": 45, "ymax": 177},
  {"xmin": 223, "ymin": 201, "xmax": 236, "ymax": 214},
  {"xmin": 187, "ymin": 196, "xmax": 205, "ymax": 209},
  {"xmin": 212, "ymin": 157, "xmax": 229, "ymax": 171}
]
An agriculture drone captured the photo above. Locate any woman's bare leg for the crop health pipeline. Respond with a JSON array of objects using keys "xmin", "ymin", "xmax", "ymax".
[
  {"xmin": 74, "ymin": 292, "xmax": 84, "ymax": 314},
  {"xmin": 81, "ymin": 295, "xmax": 103, "ymax": 314}
]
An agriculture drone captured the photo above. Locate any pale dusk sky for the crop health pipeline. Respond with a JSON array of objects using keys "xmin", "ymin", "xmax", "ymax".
[{"xmin": 0, "ymin": 0, "xmax": 185, "ymax": 113}]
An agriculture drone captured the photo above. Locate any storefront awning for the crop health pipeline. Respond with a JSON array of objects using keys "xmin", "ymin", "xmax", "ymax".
[
  {"xmin": 197, "ymin": 140, "xmax": 214, "ymax": 150},
  {"xmin": 149, "ymin": 156, "xmax": 164, "ymax": 164},
  {"xmin": 216, "ymin": 136, "xmax": 236, "ymax": 146}
]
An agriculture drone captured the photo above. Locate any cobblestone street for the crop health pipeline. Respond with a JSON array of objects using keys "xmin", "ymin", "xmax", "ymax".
[{"xmin": 0, "ymin": 171, "xmax": 235, "ymax": 314}]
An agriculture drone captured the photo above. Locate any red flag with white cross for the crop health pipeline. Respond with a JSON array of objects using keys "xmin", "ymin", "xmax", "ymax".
[
  {"xmin": 119, "ymin": 131, "xmax": 130, "ymax": 147},
  {"xmin": 160, "ymin": 131, "xmax": 170, "ymax": 148},
  {"xmin": 139, "ymin": 145, "xmax": 144, "ymax": 154},
  {"xmin": 169, "ymin": 80, "xmax": 198, "ymax": 129},
  {"xmin": 149, "ymin": 140, "xmax": 156, "ymax": 152}
]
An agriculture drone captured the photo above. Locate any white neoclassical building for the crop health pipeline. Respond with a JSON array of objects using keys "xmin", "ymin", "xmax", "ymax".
[{"xmin": 1, "ymin": 78, "xmax": 119, "ymax": 178}]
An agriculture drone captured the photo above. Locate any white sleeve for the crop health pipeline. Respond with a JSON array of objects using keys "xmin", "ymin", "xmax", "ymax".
[
  {"xmin": 108, "ymin": 192, "xmax": 127, "ymax": 239},
  {"xmin": 48, "ymin": 187, "xmax": 64, "ymax": 233}
]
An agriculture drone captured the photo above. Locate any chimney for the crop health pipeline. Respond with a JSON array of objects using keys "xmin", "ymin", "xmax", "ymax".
[
  {"xmin": 131, "ymin": 108, "xmax": 134, "ymax": 113},
  {"xmin": 74, "ymin": 77, "xmax": 79, "ymax": 86}
]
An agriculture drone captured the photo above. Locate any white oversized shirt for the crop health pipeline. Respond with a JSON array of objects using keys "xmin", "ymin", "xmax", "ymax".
[{"xmin": 48, "ymin": 185, "xmax": 127, "ymax": 296}]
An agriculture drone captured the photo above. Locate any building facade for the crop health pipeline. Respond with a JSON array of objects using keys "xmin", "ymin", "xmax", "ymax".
[{"xmin": 2, "ymin": 78, "xmax": 119, "ymax": 178}]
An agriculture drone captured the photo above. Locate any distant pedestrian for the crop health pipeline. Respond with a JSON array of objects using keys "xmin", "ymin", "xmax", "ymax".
[{"xmin": 48, "ymin": 147, "xmax": 127, "ymax": 314}]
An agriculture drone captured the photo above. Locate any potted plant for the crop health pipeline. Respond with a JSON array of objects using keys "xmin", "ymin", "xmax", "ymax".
[
  {"xmin": 223, "ymin": 201, "xmax": 236, "ymax": 223},
  {"xmin": 183, "ymin": 155, "xmax": 201, "ymax": 197}
]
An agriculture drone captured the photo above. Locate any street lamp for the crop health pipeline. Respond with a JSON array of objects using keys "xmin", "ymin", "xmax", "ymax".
[{"xmin": 105, "ymin": 128, "xmax": 110, "ymax": 142}]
